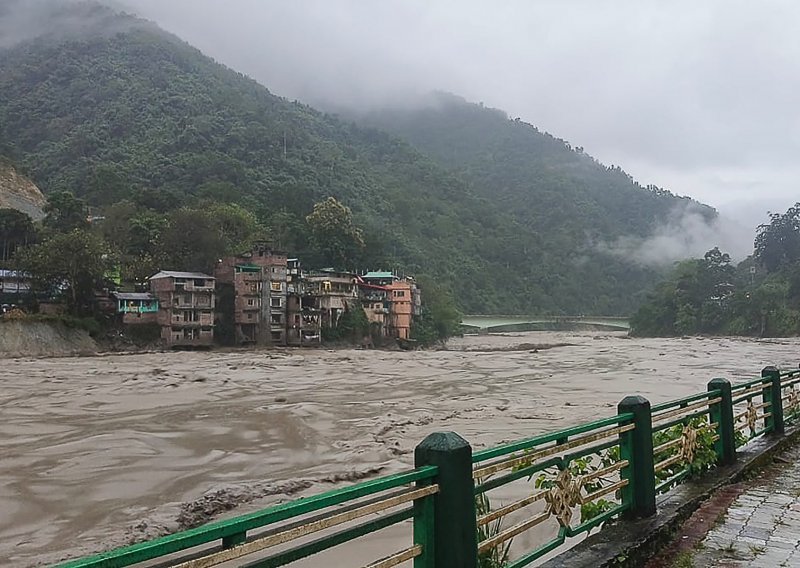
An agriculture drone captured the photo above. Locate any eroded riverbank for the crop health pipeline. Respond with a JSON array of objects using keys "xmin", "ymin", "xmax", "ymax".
[{"xmin": 3, "ymin": 332, "xmax": 800, "ymax": 566}]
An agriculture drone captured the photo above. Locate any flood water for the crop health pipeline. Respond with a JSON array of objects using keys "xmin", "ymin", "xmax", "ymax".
[{"xmin": 3, "ymin": 331, "xmax": 800, "ymax": 567}]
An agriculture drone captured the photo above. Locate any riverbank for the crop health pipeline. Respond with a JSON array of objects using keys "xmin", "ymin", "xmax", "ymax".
[{"xmin": 0, "ymin": 320, "xmax": 97, "ymax": 358}]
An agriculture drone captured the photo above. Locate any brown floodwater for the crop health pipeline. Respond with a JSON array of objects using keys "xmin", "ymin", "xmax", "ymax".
[{"xmin": 3, "ymin": 331, "xmax": 800, "ymax": 567}]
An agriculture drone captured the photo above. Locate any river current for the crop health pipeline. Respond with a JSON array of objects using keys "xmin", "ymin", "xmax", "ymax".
[{"xmin": 3, "ymin": 331, "xmax": 800, "ymax": 566}]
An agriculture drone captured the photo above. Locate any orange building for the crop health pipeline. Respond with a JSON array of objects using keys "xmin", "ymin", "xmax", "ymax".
[
  {"xmin": 387, "ymin": 280, "xmax": 413, "ymax": 340},
  {"xmin": 361, "ymin": 272, "xmax": 420, "ymax": 341}
]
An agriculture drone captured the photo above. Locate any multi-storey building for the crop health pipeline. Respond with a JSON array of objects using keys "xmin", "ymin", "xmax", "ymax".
[
  {"xmin": 305, "ymin": 269, "xmax": 358, "ymax": 329},
  {"xmin": 286, "ymin": 258, "xmax": 321, "ymax": 346},
  {"xmin": 149, "ymin": 271, "xmax": 215, "ymax": 347},
  {"xmin": 361, "ymin": 271, "xmax": 420, "ymax": 340},
  {"xmin": 215, "ymin": 243, "xmax": 287, "ymax": 346}
]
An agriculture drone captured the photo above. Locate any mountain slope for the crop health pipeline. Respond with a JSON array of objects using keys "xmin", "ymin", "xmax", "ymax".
[
  {"xmin": 356, "ymin": 92, "xmax": 713, "ymax": 243},
  {"xmin": 0, "ymin": 2, "xmax": 711, "ymax": 314},
  {"xmin": 0, "ymin": 158, "xmax": 45, "ymax": 219}
]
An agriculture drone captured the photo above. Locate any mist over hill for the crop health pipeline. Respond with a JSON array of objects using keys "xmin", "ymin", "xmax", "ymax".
[{"xmin": 0, "ymin": 1, "xmax": 736, "ymax": 314}]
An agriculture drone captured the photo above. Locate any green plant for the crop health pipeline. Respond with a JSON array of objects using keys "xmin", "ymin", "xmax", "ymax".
[
  {"xmin": 475, "ymin": 484, "xmax": 512, "ymax": 568},
  {"xmin": 672, "ymin": 551, "xmax": 694, "ymax": 568},
  {"xmin": 530, "ymin": 447, "xmax": 621, "ymax": 525},
  {"xmin": 652, "ymin": 416, "xmax": 718, "ymax": 490}
]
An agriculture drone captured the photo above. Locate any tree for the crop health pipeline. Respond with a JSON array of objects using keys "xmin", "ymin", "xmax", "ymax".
[
  {"xmin": 43, "ymin": 191, "xmax": 89, "ymax": 232},
  {"xmin": 0, "ymin": 208, "xmax": 35, "ymax": 263},
  {"xmin": 15, "ymin": 229, "xmax": 111, "ymax": 315},
  {"xmin": 158, "ymin": 208, "xmax": 227, "ymax": 273},
  {"xmin": 305, "ymin": 197, "xmax": 365, "ymax": 268},
  {"xmin": 411, "ymin": 277, "xmax": 462, "ymax": 345},
  {"xmin": 630, "ymin": 248, "xmax": 736, "ymax": 336},
  {"xmin": 755, "ymin": 203, "xmax": 800, "ymax": 273}
]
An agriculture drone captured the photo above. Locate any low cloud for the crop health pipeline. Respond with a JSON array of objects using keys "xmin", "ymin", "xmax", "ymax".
[
  {"xmin": 596, "ymin": 207, "xmax": 753, "ymax": 267},
  {"xmin": 0, "ymin": 0, "xmax": 141, "ymax": 50}
]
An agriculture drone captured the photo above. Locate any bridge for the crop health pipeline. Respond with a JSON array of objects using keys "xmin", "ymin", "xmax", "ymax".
[
  {"xmin": 58, "ymin": 366, "xmax": 800, "ymax": 568},
  {"xmin": 461, "ymin": 314, "xmax": 630, "ymax": 332}
]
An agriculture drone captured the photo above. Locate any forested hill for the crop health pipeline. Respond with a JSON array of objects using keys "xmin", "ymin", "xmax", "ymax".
[
  {"xmin": 355, "ymin": 92, "xmax": 714, "ymax": 241},
  {"xmin": 0, "ymin": 3, "xmax": 712, "ymax": 314}
]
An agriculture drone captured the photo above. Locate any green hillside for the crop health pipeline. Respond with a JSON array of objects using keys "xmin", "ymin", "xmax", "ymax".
[
  {"xmin": 0, "ymin": 3, "xmax": 712, "ymax": 315},
  {"xmin": 357, "ymin": 92, "xmax": 712, "ymax": 253}
]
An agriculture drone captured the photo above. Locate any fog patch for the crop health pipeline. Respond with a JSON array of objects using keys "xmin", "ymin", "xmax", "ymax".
[
  {"xmin": 0, "ymin": 0, "xmax": 143, "ymax": 50},
  {"xmin": 596, "ymin": 207, "xmax": 752, "ymax": 266}
]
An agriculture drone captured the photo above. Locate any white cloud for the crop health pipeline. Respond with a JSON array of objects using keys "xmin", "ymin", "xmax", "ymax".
[{"xmin": 596, "ymin": 207, "xmax": 753, "ymax": 266}]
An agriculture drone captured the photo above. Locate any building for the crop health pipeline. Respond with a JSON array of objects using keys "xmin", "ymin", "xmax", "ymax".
[
  {"xmin": 306, "ymin": 269, "xmax": 358, "ymax": 329},
  {"xmin": 387, "ymin": 279, "xmax": 414, "ymax": 340},
  {"xmin": 286, "ymin": 258, "xmax": 321, "ymax": 346},
  {"xmin": 112, "ymin": 291, "xmax": 159, "ymax": 325},
  {"xmin": 0, "ymin": 269, "xmax": 30, "ymax": 303},
  {"xmin": 361, "ymin": 271, "xmax": 421, "ymax": 340},
  {"xmin": 149, "ymin": 271, "xmax": 215, "ymax": 348},
  {"xmin": 357, "ymin": 279, "xmax": 390, "ymax": 337},
  {"xmin": 215, "ymin": 243, "xmax": 287, "ymax": 346}
]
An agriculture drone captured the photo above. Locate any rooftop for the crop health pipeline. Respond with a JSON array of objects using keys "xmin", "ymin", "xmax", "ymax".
[
  {"xmin": 0, "ymin": 269, "xmax": 28, "ymax": 278},
  {"xmin": 112, "ymin": 292, "xmax": 156, "ymax": 301},
  {"xmin": 149, "ymin": 271, "xmax": 215, "ymax": 280},
  {"xmin": 363, "ymin": 271, "xmax": 395, "ymax": 279}
]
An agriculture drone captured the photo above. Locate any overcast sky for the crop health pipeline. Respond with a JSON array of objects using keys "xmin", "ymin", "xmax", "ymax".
[{"xmin": 122, "ymin": 1, "xmax": 798, "ymax": 229}]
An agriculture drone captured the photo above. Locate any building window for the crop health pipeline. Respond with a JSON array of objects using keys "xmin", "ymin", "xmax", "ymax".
[
  {"xmin": 247, "ymin": 313, "xmax": 253, "ymax": 320},
  {"xmin": 194, "ymin": 279, "xmax": 206, "ymax": 287},
  {"xmin": 271, "ymin": 297, "xmax": 282, "ymax": 307},
  {"xmin": 271, "ymin": 282, "xmax": 282, "ymax": 292},
  {"xmin": 271, "ymin": 331, "xmax": 282, "ymax": 341},
  {"xmin": 271, "ymin": 314, "xmax": 282, "ymax": 324},
  {"xmin": 247, "ymin": 299, "xmax": 255, "ymax": 306}
]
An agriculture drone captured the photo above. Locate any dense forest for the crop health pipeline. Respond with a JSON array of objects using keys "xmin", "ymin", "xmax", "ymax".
[
  {"xmin": 0, "ymin": 2, "xmax": 718, "ymax": 315},
  {"xmin": 631, "ymin": 204, "xmax": 800, "ymax": 337}
]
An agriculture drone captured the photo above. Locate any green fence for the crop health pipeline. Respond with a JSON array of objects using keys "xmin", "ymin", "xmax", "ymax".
[{"xmin": 56, "ymin": 365, "xmax": 800, "ymax": 568}]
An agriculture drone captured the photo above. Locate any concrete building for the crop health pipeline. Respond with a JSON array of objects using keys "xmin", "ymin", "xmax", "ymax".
[
  {"xmin": 361, "ymin": 271, "xmax": 420, "ymax": 340},
  {"xmin": 215, "ymin": 243, "xmax": 287, "ymax": 346},
  {"xmin": 305, "ymin": 269, "xmax": 358, "ymax": 329},
  {"xmin": 387, "ymin": 279, "xmax": 414, "ymax": 340},
  {"xmin": 357, "ymin": 280, "xmax": 390, "ymax": 337},
  {"xmin": 149, "ymin": 271, "xmax": 215, "ymax": 348},
  {"xmin": 285, "ymin": 259, "xmax": 321, "ymax": 346},
  {"xmin": 112, "ymin": 291, "xmax": 159, "ymax": 325}
]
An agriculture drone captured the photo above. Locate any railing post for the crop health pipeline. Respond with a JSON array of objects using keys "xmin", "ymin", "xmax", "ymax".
[
  {"xmin": 618, "ymin": 395, "xmax": 656, "ymax": 518},
  {"xmin": 708, "ymin": 378, "xmax": 736, "ymax": 465},
  {"xmin": 762, "ymin": 366, "xmax": 784, "ymax": 435},
  {"xmin": 414, "ymin": 432, "xmax": 477, "ymax": 568}
]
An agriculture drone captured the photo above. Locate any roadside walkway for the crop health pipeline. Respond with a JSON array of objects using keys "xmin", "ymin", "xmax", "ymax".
[{"xmin": 660, "ymin": 444, "xmax": 800, "ymax": 567}]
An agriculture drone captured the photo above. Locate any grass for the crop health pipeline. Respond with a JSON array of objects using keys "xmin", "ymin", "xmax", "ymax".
[{"xmin": 672, "ymin": 551, "xmax": 694, "ymax": 567}]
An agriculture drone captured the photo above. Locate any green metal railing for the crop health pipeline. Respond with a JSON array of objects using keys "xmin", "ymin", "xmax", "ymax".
[{"xmin": 55, "ymin": 364, "xmax": 800, "ymax": 568}]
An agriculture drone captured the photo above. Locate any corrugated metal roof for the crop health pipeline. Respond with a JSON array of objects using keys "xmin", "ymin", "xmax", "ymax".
[
  {"xmin": 363, "ymin": 271, "xmax": 395, "ymax": 279},
  {"xmin": 149, "ymin": 271, "xmax": 215, "ymax": 280},
  {"xmin": 112, "ymin": 292, "xmax": 156, "ymax": 301},
  {"xmin": 0, "ymin": 270, "xmax": 28, "ymax": 278}
]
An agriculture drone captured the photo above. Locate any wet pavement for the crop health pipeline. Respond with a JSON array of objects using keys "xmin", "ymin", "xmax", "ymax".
[{"xmin": 678, "ymin": 444, "xmax": 800, "ymax": 567}]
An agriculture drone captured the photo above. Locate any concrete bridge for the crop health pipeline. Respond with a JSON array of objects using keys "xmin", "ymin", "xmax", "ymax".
[{"xmin": 461, "ymin": 314, "xmax": 630, "ymax": 332}]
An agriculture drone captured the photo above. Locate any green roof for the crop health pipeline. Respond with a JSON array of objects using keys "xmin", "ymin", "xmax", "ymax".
[
  {"xmin": 235, "ymin": 264, "xmax": 261, "ymax": 273},
  {"xmin": 364, "ymin": 271, "xmax": 395, "ymax": 279}
]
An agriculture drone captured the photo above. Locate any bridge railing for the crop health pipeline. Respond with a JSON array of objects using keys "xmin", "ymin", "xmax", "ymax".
[
  {"xmin": 56, "ymin": 467, "xmax": 440, "ymax": 568},
  {"xmin": 471, "ymin": 413, "xmax": 635, "ymax": 567},
  {"xmin": 57, "ymin": 364, "xmax": 798, "ymax": 568}
]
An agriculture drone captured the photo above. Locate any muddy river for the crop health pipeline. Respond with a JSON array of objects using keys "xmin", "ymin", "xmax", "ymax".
[{"xmin": 3, "ymin": 331, "xmax": 800, "ymax": 567}]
